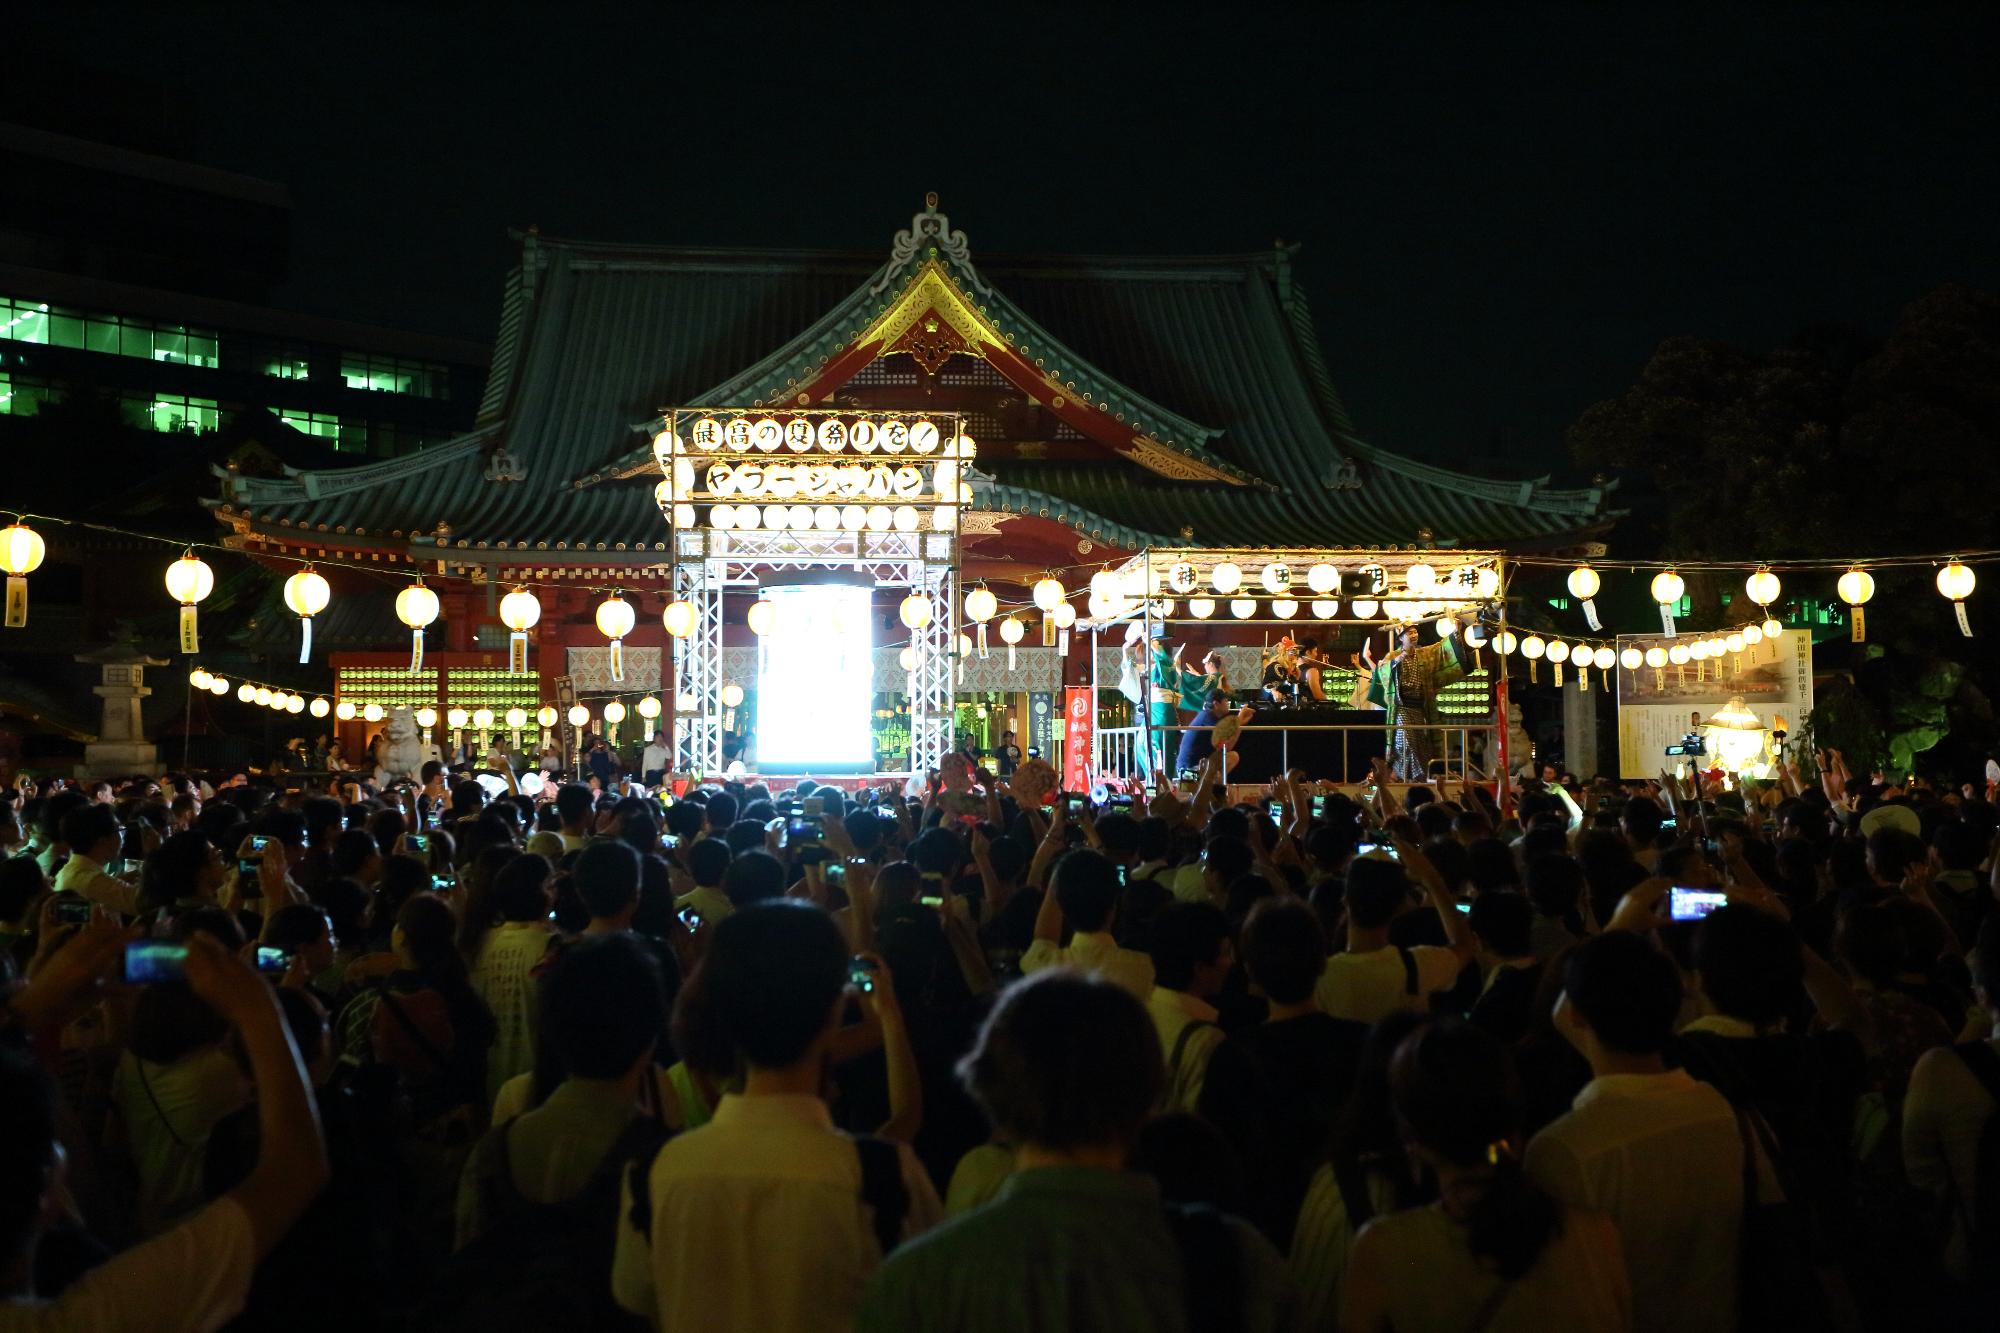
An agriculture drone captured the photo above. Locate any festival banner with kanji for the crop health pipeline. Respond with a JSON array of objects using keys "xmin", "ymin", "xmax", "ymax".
[{"xmin": 1061, "ymin": 686, "xmax": 1094, "ymax": 792}]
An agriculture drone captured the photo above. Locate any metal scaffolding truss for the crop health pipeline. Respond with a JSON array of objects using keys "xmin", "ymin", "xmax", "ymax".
[{"xmin": 668, "ymin": 526, "xmax": 959, "ymax": 777}]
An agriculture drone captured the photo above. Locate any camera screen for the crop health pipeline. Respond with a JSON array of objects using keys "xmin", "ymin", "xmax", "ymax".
[
  {"xmin": 1669, "ymin": 886, "xmax": 1729, "ymax": 921},
  {"xmin": 123, "ymin": 941, "xmax": 189, "ymax": 985}
]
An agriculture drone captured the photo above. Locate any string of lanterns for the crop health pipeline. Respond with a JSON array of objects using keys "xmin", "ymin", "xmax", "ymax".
[
  {"xmin": 0, "ymin": 512, "xmax": 1993, "ymax": 658},
  {"xmin": 1468, "ymin": 614, "xmax": 1787, "ymax": 693}
]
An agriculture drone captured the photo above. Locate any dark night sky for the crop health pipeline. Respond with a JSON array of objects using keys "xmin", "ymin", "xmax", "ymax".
[{"xmin": 18, "ymin": 3, "xmax": 2000, "ymax": 470}]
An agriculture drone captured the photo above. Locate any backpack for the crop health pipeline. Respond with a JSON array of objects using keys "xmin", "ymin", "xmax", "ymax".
[
  {"xmin": 1164, "ymin": 1202, "xmax": 1243, "ymax": 1333},
  {"xmin": 623, "ymin": 1132, "xmax": 910, "ymax": 1258},
  {"xmin": 1949, "ymin": 1041, "xmax": 2000, "ymax": 1288},
  {"xmin": 414, "ymin": 1112, "xmax": 672, "ymax": 1333}
]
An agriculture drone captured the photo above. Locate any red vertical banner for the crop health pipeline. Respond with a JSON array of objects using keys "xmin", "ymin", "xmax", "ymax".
[{"xmin": 1061, "ymin": 686, "xmax": 1094, "ymax": 793}]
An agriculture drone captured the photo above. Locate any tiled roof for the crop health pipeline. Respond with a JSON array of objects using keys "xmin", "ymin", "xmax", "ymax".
[{"xmin": 214, "ymin": 209, "xmax": 1614, "ymax": 555}]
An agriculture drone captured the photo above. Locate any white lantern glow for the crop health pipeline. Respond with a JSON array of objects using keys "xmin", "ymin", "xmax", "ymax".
[
  {"xmin": 282, "ymin": 566, "xmax": 331, "ymax": 664},
  {"xmin": 1210, "ymin": 562, "xmax": 1242, "ymax": 594}
]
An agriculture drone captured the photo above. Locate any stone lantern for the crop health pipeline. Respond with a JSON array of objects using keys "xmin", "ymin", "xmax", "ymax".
[{"xmin": 74, "ymin": 636, "xmax": 168, "ymax": 777}]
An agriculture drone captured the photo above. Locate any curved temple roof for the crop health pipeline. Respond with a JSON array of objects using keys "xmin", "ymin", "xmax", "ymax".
[{"xmin": 214, "ymin": 200, "xmax": 1614, "ymax": 563}]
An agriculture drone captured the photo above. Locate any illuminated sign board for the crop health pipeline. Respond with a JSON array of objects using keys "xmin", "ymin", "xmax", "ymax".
[{"xmin": 653, "ymin": 412, "xmax": 973, "ymax": 533}]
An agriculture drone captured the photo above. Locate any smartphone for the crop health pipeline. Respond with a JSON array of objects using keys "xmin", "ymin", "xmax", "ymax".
[
  {"xmin": 877, "ymin": 807, "xmax": 899, "ymax": 822},
  {"xmin": 406, "ymin": 832, "xmax": 429, "ymax": 853},
  {"xmin": 1669, "ymin": 886, "xmax": 1729, "ymax": 921},
  {"xmin": 918, "ymin": 894, "xmax": 945, "ymax": 909},
  {"xmin": 1266, "ymin": 800, "xmax": 1284, "ymax": 820},
  {"xmin": 678, "ymin": 907, "xmax": 703, "ymax": 930},
  {"xmin": 786, "ymin": 815, "xmax": 823, "ymax": 847},
  {"xmin": 848, "ymin": 955, "xmax": 878, "ymax": 993},
  {"xmin": 431, "ymin": 874, "xmax": 455, "ymax": 892},
  {"xmin": 55, "ymin": 896, "xmax": 93, "ymax": 925},
  {"xmin": 249, "ymin": 835, "xmax": 270, "ymax": 852},
  {"xmin": 1311, "ymin": 795, "xmax": 1328, "ymax": 817},
  {"xmin": 825, "ymin": 863, "xmax": 847, "ymax": 888},
  {"xmin": 237, "ymin": 858, "xmax": 261, "ymax": 879},
  {"xmin": 1116, "ymin": 862, "xmax": 1129, "ymax": 887},
  {"xmin": 803, "ymin": 796, "xmax": 824, "ymax": 816},
  {"xmin": 253, "ymin": 947, "xmax": 291, "ymax": 975},
  {"xmin": 1064, "ymin": 793, "xmax": 1087, "ymax": 814},
  {"xmin": 122, "ymin": 941, "xmax": 189, "ymax": 984},
  {"xmin": 1355, "ymin": 841, "xmax": 1401, "ymax": 861},
  {"xmin": 1104, "ymin": 794, "xmax": 1134, "ymax": 811},
  {"xmin": 1454, "ymin": 901, "xmax": 1473, "ymax": 914}
]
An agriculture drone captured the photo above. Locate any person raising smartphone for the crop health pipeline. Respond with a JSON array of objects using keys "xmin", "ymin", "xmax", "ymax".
[{"xmin": 0, "ymin": 925, "xmax": 329, "ymax": 1331}]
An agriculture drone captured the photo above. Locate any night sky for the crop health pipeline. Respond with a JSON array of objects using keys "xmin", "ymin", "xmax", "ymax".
[{"xmin": 16, "ymin": 4, "xmax": 2000, "ymax": 470}]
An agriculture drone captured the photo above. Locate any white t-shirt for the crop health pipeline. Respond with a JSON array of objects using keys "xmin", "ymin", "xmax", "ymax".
[
  {"xmin": 1314, "ymin": 945, "xmax": 1461, "ymax": 1025},
  {"xmin": 110, "ymin": 1046, "xmax": 251, "ymax": 1236},
  {"xmin": 1904, "ymin": 1036, "xmax": 2000, "ymax": 1281},
  {"xmin": 1526, "ymin": 1070, "xmax": 1776, "ymax": 1333},
  {"xmin": 1148, "ymin": 987, "xmax": 1225, "ymax": 1113},
  {"xmin": 471, "ymin": 921, "xmax": 554, "ymax": 1103},
  {"xmin": 1020, "ymin": 931, "xmax": 1155, "ymax": 999},
  {"xmin": 612, "ymin": 1093, "xmax": 940, "ymax": 1332},
  {"xmin": 0, "ymin": 1197, "xmax": 256, "ymax": 1333}
]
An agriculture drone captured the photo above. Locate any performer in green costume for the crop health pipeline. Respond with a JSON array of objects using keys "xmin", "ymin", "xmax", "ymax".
[
  {"xmin": 1145, "ymin": 632, "xmax": 1208, "ymax": 780},
  {"xmin": 1367, "ymin": 617, "xmax": 1470, "ymax": 781}
]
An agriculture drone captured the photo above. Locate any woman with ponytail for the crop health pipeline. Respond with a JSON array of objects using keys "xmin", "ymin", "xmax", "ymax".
[{"xmin": 1342, "ymin": 1019, "xmax": 1630, "ymax": 1331}]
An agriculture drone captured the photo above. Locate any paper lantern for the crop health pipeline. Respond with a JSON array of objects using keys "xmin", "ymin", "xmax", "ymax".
[
  {"xmin": 1474, "ymin": 567, "xmax": 1501, "ymax": 599},
  {"xmin": 282, "ymin": 566, "xmax": 331, "ymax": 664},
  {"xmin": 1593, "ymin": 647, "xmax": 1616, "ymax": 671},
  {"xmin": 362, "ymin": 703, "xmax": 384, "ymax": 723},
  {"xmin": 447, "ymin": 707, "xmax": 469, "ymax": 732},
  {"xmin": 965, "ymin": 584, "xmax": 998, "ymax": 656},
  {"xmin": 309, "ymin": 696, "xmax": 330, "ymax": 718},
  {"xmin": 746, "ymin": 596, "xmax": 777, "ymax": 636},
  {"xmin": 1311, "ymin": 599, "xmax": 1338, "ymax": 618},
  {"xmin": 1434, "ymin": 615, "xmax": 1457, "ymax": 637},
  {"xmin": 567, "ymin": 703, "xmax": 590, "ymax": 729},
  {"xmin": 1464, "ymin": 623, "xmax": 1487, "ymax": 648},
  {"xmin": 1545, "ymin": 641, "xmax": 1570, "ymax": 663},
  {"xmin": 164, "ymin": 551, "xmax": 214, "ymax": 653},
  {"xmin": 398, "ymin": 579, "xmax": 442, "ymax": 671},
  {"xmin": 189, "ymin": 668, "xmax": 212, "ymax": 689},
  {"xmin": 898, "ymin": 645, "xmax": 917, "ymax": 673},
  {"xmin": 1051, "ymin": 602, "xmax": 1076, "ymax": 629},
  {"xmin": 1493, "ymin": 630, "xmax": 1517, "ymax": 655},
  {"xmin": 595, "ymin": 592, "xmax": 636, "ymax": 682},
  {"xmin": 1833, "ymin": 566, "xmax": 1873, "ymax": 642},
  {"xmin": 1032, "ymin": 575, "xmax": 1066, "ymax": 612},
  {"xmin": 663, "ymin": 600, "xmax": 697, "ymax": 638},
  {"xmin": 1273, "ymin": 599, "xmax": 1299, "ymax": 619},
  {"xmin": 998, "ymin": 615, "xmax": 1025, "ymax": 670},
  {"xmin": 1745, "ymin": 568, "xmax": 1781, "ymax": 608},
  {"xmin": 1520, "ymin": 635, "xmax": 1546, "ymax": 660},
  {"xmin": 415, "ymin": 707, "xmax": 438, "ymax": 731},
  {"xmin": 1644, "ymin": 646, "xmax": 1666, "ymax": 669},
  {"xmin": 1189, "ymin": 598, "xmax": 1215, "ymax": 619},
  {"xmin": 1261, "ymin": 563, "xmax": 1292, "ymax": 594},
  {"xmin": 899, "ymin": 593, "xmax": 932, "ymax": 630},
  {"xmin": 253, "ymin": 687, "xmax": 273, "ymax": 707},
  {"xmin": 1621, "ymin": 647, "xmax": 1644, "ymax": 671},
  {"xmin": 1350, "ymin": 598, "xmax": 1379, "ymax": 619},
  {"xmin": 1567, "ymin": 564, "xmax": 1603, "ymax": 630},
  {"xmin": 1405, "ymin": 562, "xmax": 1435, "ymax": 594},
  {"xmin": 1229, "ymin": 599, "xmax": 1256, "ymax": 619},
  {"xmin": 1762, "ymin": 617, "xmax": 1784, "ymax": 641},
  {"xmin": 1743, "ymin": 623, "xmax": 1764, "ymax": 646},
  {"xmin": 335, "ymin": 699, "xmax": 357, "ymax": 720},
  {"xmin": 1650, "ymin": 569, "xmax": 1685, "ymax": 636},
  {"xmin": 285, "ymin": 694, "xmax": 304, "ymax": 714},
  {"xmin": 492, "ymin": 585, "xmax": 538, "ymax": 673},
  {"xmin": 0, "ymin": 520, "xmax": 46, "ymax": 627},
  {"xmin": 1938, "ymin": 560, "xmax": 1975, "ymax": 637},
  {"xmin": 1210, "ymin": 562, "xmax": 1242, "ymax": 594}
]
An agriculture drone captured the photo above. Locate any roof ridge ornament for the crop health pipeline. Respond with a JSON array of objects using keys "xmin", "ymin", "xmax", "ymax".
[
  {"xmin": 483, "ymin": 442, "xmax": 527, "ymax": 483},
  {"xmin": 875, "ymin": 192, "xmax": 988, "ymax": 296}
]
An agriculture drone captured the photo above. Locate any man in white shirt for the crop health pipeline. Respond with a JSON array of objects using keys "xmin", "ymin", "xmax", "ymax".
[
  {"xmin": 1526, "ymin": 931, "xmax": 1769, "ymax": 1333},
  {"xmin": 51, "ymin": 804, "xmax": 137, "ymax": 916},
  {"xmin": 613, "ymin": 901, "xmax": 940, "ymax": 1331},
  {"xmin": 1145, "ymin": 901, "xmax": 1233, "ymax": 1111},
  {"xmin": 641, "ymin": 735, "xmax": 670, "ymax": 786},
  {"xmin": 1314, "ymin": 846, "xmax": 1472, "ymax": 1024},
  {"xmin": 1022, "ymin": 848, "xmax": 1155, "ymax": 999}
]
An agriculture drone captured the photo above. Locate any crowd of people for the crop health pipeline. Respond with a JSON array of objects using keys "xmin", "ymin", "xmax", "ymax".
[{"xmin": 0, "ymin": 741, "xmax": 1997, "ymax": 1330}]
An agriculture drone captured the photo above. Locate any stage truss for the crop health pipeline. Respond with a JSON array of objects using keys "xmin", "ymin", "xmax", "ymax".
[{"xmin": 658, "ymin": 409, "xmax": 967, "ymax": 777}]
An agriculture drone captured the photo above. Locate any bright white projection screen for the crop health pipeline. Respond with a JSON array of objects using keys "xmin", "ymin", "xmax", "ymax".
[{"xmin": 755, "ymin": 584, "xmax": 876, "ymax": 772}]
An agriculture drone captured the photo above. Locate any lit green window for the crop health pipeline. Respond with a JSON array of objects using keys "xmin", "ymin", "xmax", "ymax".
[
  {"xmin": 263, "ymin": 358, "xmax": 311, "ymax": 380},
  {"xmin": 149, "ymin": 395, "xmax": 218, "ymax": 433},
  {"xmin": 0, "ymin": 299, "xmax": 49, "ymax": 344},
  {"xmin": 341, "ymin": 353, "xmax": 446, "ymax": 398},
  {"xmin": 0, "ymin": 372, "xmax": 55, "ymax": 416}
]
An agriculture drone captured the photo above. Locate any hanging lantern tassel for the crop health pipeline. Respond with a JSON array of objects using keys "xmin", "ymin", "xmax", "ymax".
[
  {"xmin": 1578, "ymin": 668, "xmax": 1589, "ymax": 692},
  {"xmin": 1058, "ymin": 627, "xmax": 1070, "ymax": 656},
  {"xmin": 1551, "ymin": 661, "xmax": 1563, "ymax": 688},
  {"xmin": 181, "ymin": 604, "xmax": 200, "ymax": 655},
  {"xmin": 1007, "ymin": 641, "xmax": 1017, "ymax": 671},
  {"xmin": 976, "ymin": 622, "xmax": 989, "ymax": 659},
  {"xmin": 1042, "ymin": 613, "xmax": 1056, "ymax": 648},
  {"xmin": 610, "ymin": 638, "xmax": 625, "ymax": 683},
  {"xmin": 411, "ymin": 628, "xmax": 426, "ymax": 672},
  {"xmin": 1851, "ymin": 606, "xmax": 1865, "ymax": 643},
  {"xmin": 1958, "ymin": 603, "xmax": 1973, "ymax": 638},
  {"xmin": 299, "ymin": 618, "xmax": 312, "ymax": 664},
  {"xmin": 506, "ymin": 630, "xmax": 524, "ymax": 673},
  {"xmin": 4, "ymin": 576, "xmax": 25, "ymax": 628},
  {"xmin": 1582, "ymin": 599, "xmax": 1601, "ymax": 632}
]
